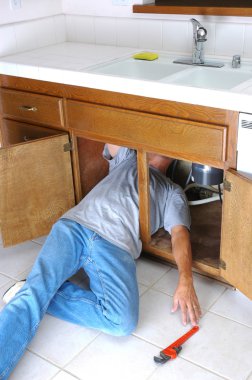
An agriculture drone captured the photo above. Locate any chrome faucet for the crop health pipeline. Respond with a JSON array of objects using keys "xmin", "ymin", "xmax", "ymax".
[
  {"xmin": 173, "ymin": 18, "xmax": 224, "ymax": 68},
  {"xmin": 191, "ymin": 18, "xmax": 207, "ymax": 64}
]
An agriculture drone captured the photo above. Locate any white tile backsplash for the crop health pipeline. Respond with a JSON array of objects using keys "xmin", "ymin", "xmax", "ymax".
[
  {"xmin": 66, "ymin": 15, "xmax": 95, "ymax": 44},
  {"xmin": 163, "ymin": 20, "xmax": 190, "ymax": 54},
  {"xmin": 139, "ymin": 19, "xmax": 163, "ymax": 50},
  {"xmin": 95, "ymin": 17, "xmax": 117, "ymax": 46},
  {"xmin": 54, "ymin": 15, "xmax": 67, "ymax": 44},
  {"xmin": 0, "ymin": 25, "xmax": 17, "ymax": 56},
  {"xmin": 116, "ymin": 18, "xmax": 139, "ymax": 48},
  {"xmin": 2, "ymin": 13, "xmax": 252, "ymax": 60},
  {"xmin": 244, "ymin": 24, "xmax": 252, "ymax": 59},
  {"xmin": 215, "ymin": 22, "xmax": 245, "ymax": 56}
]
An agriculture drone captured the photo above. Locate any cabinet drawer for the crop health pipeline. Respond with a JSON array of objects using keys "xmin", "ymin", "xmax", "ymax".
[
  {"xmin": 0, "ymin": 89, "xmax": 65, "ymax": 129},
  {"xmin": 67, "ymin": 100, "xmax": 227, "ymax": 166}
]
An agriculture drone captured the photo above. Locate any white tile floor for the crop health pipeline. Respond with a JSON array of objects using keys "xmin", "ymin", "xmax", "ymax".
[{"xmin": 0, "ymin": 235, "xmax": 252, "ymax": 380}]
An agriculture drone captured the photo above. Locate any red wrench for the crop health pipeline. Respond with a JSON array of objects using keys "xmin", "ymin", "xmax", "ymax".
[{"xmin": 154, "ymin": 326, "xmax": 199, "ymax": 364}]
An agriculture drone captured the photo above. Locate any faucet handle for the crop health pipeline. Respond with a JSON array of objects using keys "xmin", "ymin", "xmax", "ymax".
[
  {"xmin": 232, "ymin": 55, "xmax": 241, "ymax": 68},
  {"xmin": 197, "ymin": 27, "xmax": 207, "ymax": 41}
]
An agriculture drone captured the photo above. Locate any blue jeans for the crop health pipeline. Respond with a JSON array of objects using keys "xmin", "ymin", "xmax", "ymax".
[{"xmin": 0, "ymin": 219, "xmax": 139, "ymax": 380}]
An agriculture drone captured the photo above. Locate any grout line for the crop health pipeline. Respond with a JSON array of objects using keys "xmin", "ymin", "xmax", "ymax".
[
  {"xmin": 26, "ymin": 348, "xmax": 65, "ymax": 370},
  {"xmin": 27, "ymin": 331, "xmax": 102, "ymax": 371},
  {"xmin": 62, "ymin": 331, "xmax": 102, "ymax": 369},
  {"xmin": 178, "ymin": 356, "xmax": 229, "ymax": 380},
  {"xmin": 209, "ymin": 309, "xmax": 252, "ymax": 330},
  {"xmin": 205, "ymin": 286, "xmax": 227, "ymax": 311},
  {"xmin": 246, "ymin": 369, "xmax": 252, "ymax": 380},
  {"xmin": 49, "ymin": 368, "xmax": 81, "ymax": 380},
  {"xmin": 146, "ymin": 366, "xmax": 159, "ymax": 380}
]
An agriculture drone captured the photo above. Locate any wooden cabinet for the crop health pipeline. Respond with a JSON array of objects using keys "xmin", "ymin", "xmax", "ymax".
[
  {"xmin": 0, "ymin": 89, "xmax": 75, "ymax": 246},
  {"xmin": 0, "ymin": 75, "xmax": 251, "ymax": 299}
]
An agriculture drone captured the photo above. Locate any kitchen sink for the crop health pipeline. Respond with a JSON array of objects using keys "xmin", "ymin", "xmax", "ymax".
[
  {"xmin": 88, "ymin": 54, "xmax": 252, "ymax": 91},
  {"xmin": 164, "ymin": 66, "xmax": 252, "ymax": 90},
  {"xmin": 88, "ymin": 56, "xmax": 188, "ymax": 81}
]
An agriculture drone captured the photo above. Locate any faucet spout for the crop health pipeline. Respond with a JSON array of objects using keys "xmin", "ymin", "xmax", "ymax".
[{"xmin": 190, "ymin": 18, "xmax": 207, "ymax": 64}]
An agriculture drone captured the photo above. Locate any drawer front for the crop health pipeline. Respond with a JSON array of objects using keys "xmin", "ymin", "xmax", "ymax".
[
  {"xmin": 0, "ymin": 89, "xmax": 65, "ymax": 128},
  {"xmin": 67, "ymin": 100, "xmax": 227, "ymax": 166}
]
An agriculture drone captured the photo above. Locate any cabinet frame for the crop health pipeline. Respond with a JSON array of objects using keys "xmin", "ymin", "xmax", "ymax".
[{"xmin": 1, "ymin": 74, "xmax": 251, "ymax": 299}]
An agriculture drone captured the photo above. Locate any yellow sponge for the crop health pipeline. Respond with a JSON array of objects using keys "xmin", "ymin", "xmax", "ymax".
[{"xmin": 132, "ymin": 52, "xmax": 159, "ymax": 61}]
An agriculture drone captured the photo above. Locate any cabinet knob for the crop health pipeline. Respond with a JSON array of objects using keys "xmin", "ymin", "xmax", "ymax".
[{"xmin": 19, "ymin": 105, "xmax": 38, "ymax": 112}]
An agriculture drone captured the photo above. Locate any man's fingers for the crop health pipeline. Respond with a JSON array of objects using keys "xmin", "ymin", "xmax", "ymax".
[
  {"xmin": 171, "ymin": 298, "xmax": 179, "ymax": 313},
  {"xmin": 180, "ymin": 301, "xmax": 188, "ymax": 326}
]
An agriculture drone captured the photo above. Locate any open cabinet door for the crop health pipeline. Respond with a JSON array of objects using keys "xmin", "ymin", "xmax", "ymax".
[
  {"xmin": 0, "ymin": 134, "xmax": 75, "ymax": 246},
  {"xmin": 220, "ymin": 169, "xmax": 252, "ymax": 299}
]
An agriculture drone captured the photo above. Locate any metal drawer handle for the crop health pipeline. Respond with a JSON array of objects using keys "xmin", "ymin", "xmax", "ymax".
[{"xmin": 19, "ymin": 105, "xmax": 38, "ymax": 112}]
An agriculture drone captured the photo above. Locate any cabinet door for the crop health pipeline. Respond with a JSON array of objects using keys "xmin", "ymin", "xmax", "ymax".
[
  {"xmin": 0, "ymin": 134, "xmax": 75, "ymax": 246},
  {"xmin": 220, "ymin": 169, "xmax": 252, "ymax": 299}
]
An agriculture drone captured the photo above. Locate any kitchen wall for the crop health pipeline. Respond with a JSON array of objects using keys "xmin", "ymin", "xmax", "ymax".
[
  {"xmin": 62, "ymin": 0, "xmax": 252, "ymax": 60},
  {"xmin": 0, "ymin": 0, "xmax": 62, "ymax": 24},
  {"xmin": 1, "ymin": 0, "xmax": 252, "ymax": 61}
]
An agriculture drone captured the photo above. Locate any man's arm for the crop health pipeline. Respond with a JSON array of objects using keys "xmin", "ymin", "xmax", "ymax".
[
  {"xmin": 170, "ymin": 225, "xmax": 201, "ymax": 326},
  {"xmin": 107, "ymin": 144, "xmax": 121, "ymax": 158}
]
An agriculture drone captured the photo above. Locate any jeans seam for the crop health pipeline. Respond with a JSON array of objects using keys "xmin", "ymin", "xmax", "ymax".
[{"xmin": 88, "ymin": 238, "xmax": 109, "ymax": 311}]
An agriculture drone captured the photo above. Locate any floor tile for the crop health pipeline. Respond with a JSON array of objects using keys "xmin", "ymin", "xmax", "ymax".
[
  {"xmin": 138, "ymin": 283, "xmax": 148, "ymax": 296},
  {"xmin": 51, "ymin": 372, "xmax": 79, "ymax": 380},
  {"xmin": 0, "ymin": 274, "xmax": 11, "ymax": 288},
  {"xmin": 210, "ymin": 288, "xmax": 252, "ymax": 327},
  {"xmin": 66, "ymin": 333, "xmax": 158, "ymax": 380},
  {"xmin": 32, "ymin": 235, "xmax": 48, "ymax": 245},
  {"xmin": 182, "ymin": 312, "xmax": 252, "ymax": 380},
  {"xmin": 153, "ymin": 268, "xmax": 226, "ymax": 309},
  {"xmin": 0, "ymin": 241, "xmax": 41, "ymax": 278},
  {"xmin": 0, "ymin": 279, "xmax": 16, "ymax": 311},
  {"xmin": 136, "ymin": 257, "xmax": 171, "ymax": 287},
  {"xmin": 28, "ymin": 314, "xmax": 100, "ymax": 367},
  {"xmin": 247, "ymin": 371, "xmax": 252, "ymax": 380},
  {"xmin": 9, "ymin": 351, "xmax": 59, "ymax": 380},
  {"xmin": 134, "ymin": 288, "xmax": 202, "ymax": 348},
  {"xmin": 149, "ymin": 357, "xmax": 225, "ymax": 380}
]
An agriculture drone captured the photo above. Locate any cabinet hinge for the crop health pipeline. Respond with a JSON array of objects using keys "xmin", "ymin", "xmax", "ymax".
[
  {"xmin": 223, "ymin": 179, "xmax": 232, "ymax": 192},
  {"xmin": 219, "ymin": 259, "xmax": 226, "ymax": 270},
  {"xmin": 64, "ymin": 141, "xmax": 73, "ymax": 152}
]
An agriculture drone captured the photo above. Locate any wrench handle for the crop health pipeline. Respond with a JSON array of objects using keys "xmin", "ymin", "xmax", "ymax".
[{"xmin": 163, "ymin": 326, "xmax": 199, "ymax": 356}]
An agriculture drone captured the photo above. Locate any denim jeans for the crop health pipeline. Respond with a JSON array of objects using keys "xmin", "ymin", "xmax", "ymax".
[{"xmin": 0, "ymin": 219, "xmax": 139, "ymax": 380}]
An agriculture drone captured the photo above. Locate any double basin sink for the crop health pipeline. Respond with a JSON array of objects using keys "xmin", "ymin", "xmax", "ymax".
[{"xmin": 88, "ymin": 54, "xmax": 252, "ymax": 91}]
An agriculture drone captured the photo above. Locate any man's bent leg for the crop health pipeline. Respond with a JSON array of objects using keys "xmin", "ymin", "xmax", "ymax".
[
  {"xmin": 0, "ymin": 219, "xmax": 87, "ymax": 380},
  {"xmin": 47, "ymin": 234, "xmax": 139, "ymax": 336}
]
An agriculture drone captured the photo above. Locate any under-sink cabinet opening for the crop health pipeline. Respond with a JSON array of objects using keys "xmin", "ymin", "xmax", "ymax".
[{"xmin": 76, "ymin": 137, "xmax": 223, "ymax": 279}]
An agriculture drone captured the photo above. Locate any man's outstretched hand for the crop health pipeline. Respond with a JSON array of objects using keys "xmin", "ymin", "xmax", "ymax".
[{"xmin": 171, "ymin": 276, "xmax": 202, "ymax": 326}]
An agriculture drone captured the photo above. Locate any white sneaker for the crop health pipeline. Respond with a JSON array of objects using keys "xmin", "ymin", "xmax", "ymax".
[{"xmin": 2, "ymin": 280, "xmax": 26, "ymax": 304}]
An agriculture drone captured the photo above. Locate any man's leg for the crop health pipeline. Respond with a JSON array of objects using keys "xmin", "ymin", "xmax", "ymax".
[
  {"xmin": 47, "ymin": 233, "xmax": 139, "ymax": 336},
  {"xmin": 0, "ymin": 219, "xmax": 88, "ymax": 379}
]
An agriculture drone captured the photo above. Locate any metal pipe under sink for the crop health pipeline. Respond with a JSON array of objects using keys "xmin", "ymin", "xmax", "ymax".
[{"xmin": 173, "ymin": 18, "xmax": 224, "ymax": 68}]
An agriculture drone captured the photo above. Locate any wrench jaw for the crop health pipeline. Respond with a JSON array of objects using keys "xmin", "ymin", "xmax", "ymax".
[{"xmin": 154, "ymin": 346, "xmax": 182, "ymax": 364}]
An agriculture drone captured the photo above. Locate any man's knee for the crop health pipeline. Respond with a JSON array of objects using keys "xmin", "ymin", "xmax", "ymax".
[{"xmin": 110, "ymin": 309, "xmax": 139, "ymax": 336}]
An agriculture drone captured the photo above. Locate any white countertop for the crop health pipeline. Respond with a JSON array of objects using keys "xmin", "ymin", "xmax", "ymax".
[{"xmin": 1, "ymin": 42, "xmax": 252, "ymax": 114}]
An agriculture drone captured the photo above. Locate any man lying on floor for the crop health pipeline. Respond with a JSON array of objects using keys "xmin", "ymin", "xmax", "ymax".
[{"xmin": 0, "ymin": 144, "xmax": 201, "ymax": 379}]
